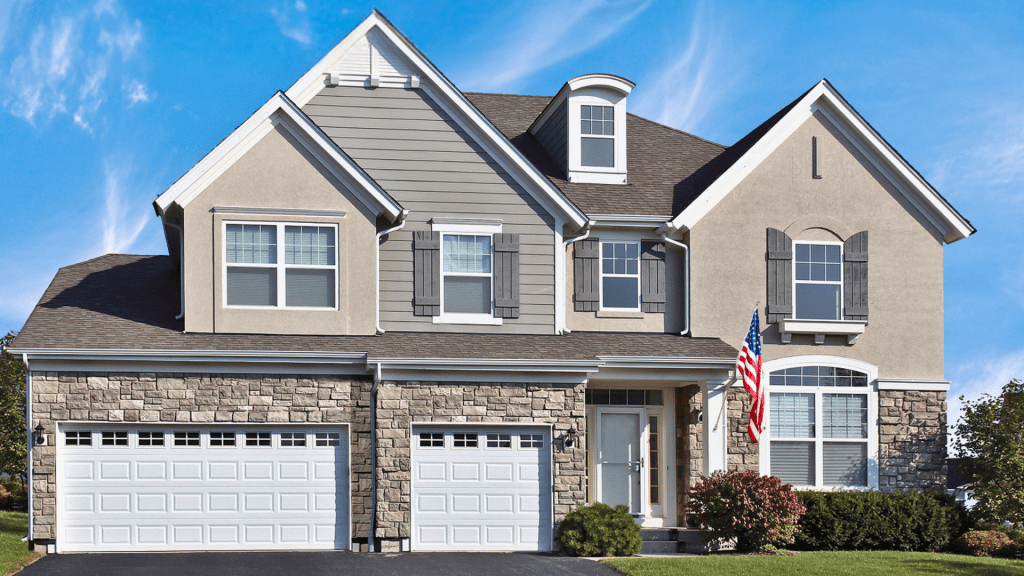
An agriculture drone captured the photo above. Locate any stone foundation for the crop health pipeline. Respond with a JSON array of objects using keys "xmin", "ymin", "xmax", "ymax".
[
  {"xmin": 879, "ymin": 390, "xmax": 947, "ymax": 490},
  {"xmin": 727, "ymin": 386, "xmax": 758, "ymax": 473},
  {"xmin": 28, "ymin": 371, "xmax": 372, "ymax": 541},
  {"xmin": 676, "ymin": 385, "xmax": 702, "ymax": 526},
  {"xmin": 373, "ymin": 381, "xmax": 586, "ymax": 542}
]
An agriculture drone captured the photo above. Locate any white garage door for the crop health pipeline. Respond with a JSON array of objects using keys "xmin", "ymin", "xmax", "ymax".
[
  {"xmin": 411, "ymin": 426, "xmax": 552, "ymax": 551},
  {"xmin": 56, "ymin": 425, "xmax": 349, "ymax": 553}
]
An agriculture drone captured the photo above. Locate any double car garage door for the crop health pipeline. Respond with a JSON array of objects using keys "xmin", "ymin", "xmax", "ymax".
[{"xmin": 56, "ymin": 425, "xmax": 349, "ymax": 553}]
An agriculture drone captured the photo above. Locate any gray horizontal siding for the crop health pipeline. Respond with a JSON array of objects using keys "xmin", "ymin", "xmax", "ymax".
[{"xmin": 305, "ymin": 85, "xmax": 557, "ymax": 334}]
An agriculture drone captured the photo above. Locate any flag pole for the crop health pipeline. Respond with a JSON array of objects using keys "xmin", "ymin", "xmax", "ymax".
[{"xmin": 712, "ymin": 303, "xmax": 760, "ymax": 432}]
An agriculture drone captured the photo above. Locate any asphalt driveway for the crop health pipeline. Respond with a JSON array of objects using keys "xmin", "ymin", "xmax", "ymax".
[{"xmin": 17, "ymin": 551, "xmax": 621, "ymax": 576}]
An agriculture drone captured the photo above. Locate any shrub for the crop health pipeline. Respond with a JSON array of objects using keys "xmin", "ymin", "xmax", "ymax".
[
  {"xmin": 690, "ymin": 470, "xmax": 806, "ymax": 552},
  {"xmin": 950, "ymin": 530, "xmax": 1015, "ymax": 557},
  {"xmin": 795, "ymin": 491, "xmax": 970, "ymax": 552},
  {"xmin": 558, "ymin": 502, "xmax": 641, "ymax": 557}
]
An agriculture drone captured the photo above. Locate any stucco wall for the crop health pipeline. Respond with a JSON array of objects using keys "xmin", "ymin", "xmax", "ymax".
[
  {"xmin": 28, "ymin": 371, "xmax": 372, "ymax": 542},
  {"xmin": 183, "ymin": 124, "xmax": 379, "ymax": 335},
  {"xmin": 690, "ymin": 112, "xmax": 945, "ymax": 379}
]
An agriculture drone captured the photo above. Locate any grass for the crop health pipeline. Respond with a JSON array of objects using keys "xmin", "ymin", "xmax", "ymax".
[
  {"xmin": 603, "ymin": 551, "xmax": 1024, "ymax": 576},
  {"xmin": 0, "ymin": 512, "xmax": 37, "ymax": 576}
]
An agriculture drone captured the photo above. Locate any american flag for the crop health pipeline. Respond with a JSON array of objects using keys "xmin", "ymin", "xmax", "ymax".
[{"xmin": 737, "ymin": 309, "xmax": 765, "ymax": 442}]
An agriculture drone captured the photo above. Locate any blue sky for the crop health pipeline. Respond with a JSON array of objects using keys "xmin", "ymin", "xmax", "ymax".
[{"xmin": 0, "ymin": 0, "xmax": 1021, "ymax": 434}]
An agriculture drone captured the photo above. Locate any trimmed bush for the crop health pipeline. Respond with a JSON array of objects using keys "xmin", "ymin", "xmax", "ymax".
[
  {"xmin": 795, "ymin": 491, "xmax": 970, "ymax": 552},
  {"xmin": 950, "ymin": 530, "xmax": 1015, "ymax": 557},
  {"xmin": 690, "ymin": 470, "xmax": 806, "ymax": 552},
  {"xmin": 558, "ymin": 502, "xmax": 642, "ymax": 557}
]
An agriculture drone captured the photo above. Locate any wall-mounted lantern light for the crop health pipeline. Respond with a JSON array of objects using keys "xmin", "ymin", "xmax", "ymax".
[{"xmin": 33, "ymin": 424, "xmax": 45, "ymax": 446}]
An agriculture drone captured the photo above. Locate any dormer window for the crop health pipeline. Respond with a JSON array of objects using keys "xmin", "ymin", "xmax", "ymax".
[{"xmin": 581, "ymin": 105, "xmax": 615, "ymax": 168}]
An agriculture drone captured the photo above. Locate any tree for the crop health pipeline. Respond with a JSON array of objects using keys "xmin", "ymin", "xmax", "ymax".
[
  {"xmin": 0, "ymin": 332, "xmax": 26, "ymax": 484},
  {"xmin": 954, "ymin": 379, "xmax": 1024, "ymax": 528}
]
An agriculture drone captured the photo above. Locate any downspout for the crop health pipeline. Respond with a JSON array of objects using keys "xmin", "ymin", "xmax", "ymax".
[
  {"xmin": 660, "ymin": 234, "xmax": 690, "ymax": 336},
  {"xmin": 560, "ymin": 221, "xmax": 595, "ymax": 335},
  {"xmin": 164, "ymin": 221, "xmax": 185, "ymax": 321},
  {"xmin": 376, "ymin": 211, "xmax": 409, "ymax": 335},
  {"xmin": 368, "ymin": 362, "xmax": 382, "ymax": 552},
  {"xmin": 22, "ymin": 354, "xmax": 31, "ymax": 544}
]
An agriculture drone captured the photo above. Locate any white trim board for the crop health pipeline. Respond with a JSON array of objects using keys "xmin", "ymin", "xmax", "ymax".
[
  {"xmin": 877, "ymin": 378, "xmax": 950, "ymax": 392},
  {"xmin": 153, "ymin": 91, "xmax": 403, "ymax": 222},
  {"xmin": 662, "ymin": 79, "xmax": 974, "ymax": 244},
  {"xmin": 282, "ymin": 10, "xmax": 588, "ymax": 230}
]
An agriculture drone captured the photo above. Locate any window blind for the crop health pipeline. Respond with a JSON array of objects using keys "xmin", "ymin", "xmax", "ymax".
[
  {"xmin": 770, "ymin": 441, "xmax": 815, "ymax": 486},
  {"xmin": 824, "ymin": 442, "xmax": 867, "ymax": 486}
]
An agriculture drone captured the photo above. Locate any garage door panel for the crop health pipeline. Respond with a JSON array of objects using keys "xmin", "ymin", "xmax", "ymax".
[
  {"xmin": 451, "ymin": 463, "xmax": 479, "ymax": 481},
  {"xmin": 417, "ymin": 462, "xmax": 446, "ymax": 481},
  {"xmin": 417, "ymin": 493, "xmax": 446, "ymax": 513},
  {"xmin": 57, "ymin": 426, "xmax": 349, "ymax": 553},
  {"xmin": 452, "ymin": 494, "xmax": 480, "ymax": 513}
]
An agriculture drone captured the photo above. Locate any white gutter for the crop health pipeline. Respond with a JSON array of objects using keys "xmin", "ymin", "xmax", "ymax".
[
  {"xmin": 163, "ymin": 220, "xmax": 185, "ymax": 321},
  {"xmin": 660, "ymin": 234, "xmax": 691, "ymax": 336},
  {"xmin": 560, "ymin": 221, "xmax": 595, "ymax": 334},
  {"xmin": 376, "ymin": 210, "xmax": 409, "ymax": 335},
  {"xmin": 22, "ymin": 354, "xmax": 31, "ymax": 544}
]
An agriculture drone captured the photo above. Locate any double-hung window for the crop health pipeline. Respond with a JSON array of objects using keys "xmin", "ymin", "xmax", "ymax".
[
  {"xmin": 441, "ymin": 234, "xmax": 492, "ymax": 316},
  {"xmin": 601, "ymin": 241, "xmax": 640, "ymax": 309},
  {"xmin": 765, "ymin": 365, "xmax": 872, "ymax": 488},
  {"xmin": 581, "ymin": 105, "xmax": 615, "ymax": 168},
  {"xmin": 225, "ymin": 222, "xmax": 337, "ymax": 309},
  {"xmin": 794, "ymin": 242, "xmax": 842, "ymax": 320}
]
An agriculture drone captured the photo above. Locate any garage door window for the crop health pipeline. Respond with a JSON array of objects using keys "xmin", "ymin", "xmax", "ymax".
[
  {"xmin": 486, "ymin": 433, "xmax": 511, "ymax": 448},
  {"xmin": 419, "ymin": 432, "xmax": 444, "ymax": 448},
  {"xmin": 174, "ymin": 431, "xmax": 200, "ymax": 447},
  {"xmin": 453, "ymin": 433, "xmax": 477, "ymax": 448},
  {"xmin": 101, "ymin": 431, "xmax": 128, "ymax": 446},
  {"xmin": 316, "ymin": 431, "xmax": 342, "ymax": 447},
  {"xmin": 65, "ymin": 431, "xmax": 92, "ymax": 446},
  {"xmin": 138, "ymin": 431, "xmax": 164, "ymax": 446},
  {"xmin": 520, "ymin": 434, "xmax": 543, "ymax": 448},
  {"xmin": 210, "ymin": 432, "xmax": 236, "ymax": 447},
  {"xmin": 281, "ymin": 432, "xmax": 306, "ymax": 447},
  {"xmin": 245, "ymin": 432, "xmax": 271, "ymax": 447}
]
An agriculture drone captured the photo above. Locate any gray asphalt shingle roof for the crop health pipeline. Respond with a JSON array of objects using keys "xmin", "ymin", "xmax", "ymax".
[{"xmin": 11, "ymin": 255, "xmax": 736, "ymax": 361}]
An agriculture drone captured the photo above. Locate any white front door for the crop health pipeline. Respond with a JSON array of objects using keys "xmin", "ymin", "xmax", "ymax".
[{"xmin": 596, "ymin": 408, "xmax": 645, "ymax": 516}]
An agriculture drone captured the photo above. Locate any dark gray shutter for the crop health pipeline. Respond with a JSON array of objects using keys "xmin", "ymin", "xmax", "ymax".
[
  {"xmin": 493, "ymin": 233, "xmax": 520, "ymax": 319},
  {"xmin": 573, "ymin": 238, "xmax": 600, "ymax": 312},
  {"xmin": 640, "ymin": 241, "xmax": 667, "ymax": 313},
  {"xmin": 766, "ymin": 228, "xmax": 793, "ymax": 323},
  {"xmin": 844, "ymin": 230, "xmax": 868, "ymax": 321},
  {"xmin": 413, "ymin": 231, "xmax": 440, "ymax": 316}
]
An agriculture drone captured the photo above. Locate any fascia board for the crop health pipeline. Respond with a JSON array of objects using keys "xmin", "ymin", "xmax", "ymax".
[
  {"xmin": 284, "ymin": 12, "xmax": 589, "ymax": 230},
  {"xmin": 369, "ymin": 357, "xmax": 603, "ymax": 372},
  {"xmin": 566, "ymin": 74, "xmax": 635, "ymax": 95},
  {"xmin": 9, "ymin": 347, "xmax": 368, "ymax": 363},
  {"xmin": 169, "ymin": 93, "xmax": 402, "ymax": 220},
  {"xmin": 670, "ymin": 81, "xmax": 974, "ymax": 243}
]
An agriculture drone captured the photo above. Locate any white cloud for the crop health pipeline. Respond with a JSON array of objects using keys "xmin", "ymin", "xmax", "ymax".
[
  {"xmin": 2, "ymin": 0, "xmax": 148, "ymax": 129},
  {"xmin": 947, "ymin": 350, "xmax": 1024, "ymax": 455},
  {"xmin": 270, "ymin": 1, "xmax": 313, "ymax": 45},
  {"xmin": 100, "ymin": 161, "xmax": 150, "ymax": 255},
  {"xmin": 126, "ymin": 80, "xmax": 152, "ymax": 104},
  {"xmin": 630, "ymin": 1, "xmax": 731, "ymax": 135},
  {"xmin": 457, "ymin": 0, "xmax": 652, "ymax": 93}
]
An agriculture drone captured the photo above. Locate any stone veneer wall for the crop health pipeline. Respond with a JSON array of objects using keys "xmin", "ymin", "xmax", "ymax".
[
  {"xmin": 676, "ymin": 385, "xmax": 702, "ymax": 526},
  {"xmin": 727, "ymin": 387, "xmax": 758, "ymax": 473},
  {"xmin": 374, "ymin": 381, "xmax": 586, "ymax": 551},
  {"xmin": 879, "ymin": 390, "xmax": 947, "ymax": 490},
  {"xmin": 28, "ymin": 372, "xmax": 372, "ymax": 541}
]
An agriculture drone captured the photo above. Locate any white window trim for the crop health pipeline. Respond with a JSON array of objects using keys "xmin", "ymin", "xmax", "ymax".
[
  {"xmin": 432, "ymin": 221, "xmax": 503, "ymax": 326},
  {"xmin": 759, "ymin": 356, "xmax": 879, "ymax": 490},
  {"xmin": 222, "ymin": 220, "xmax": 340, "ymax": 311},
  {"xmin": 567, "ymin": 92, "xmax": 628, "ymax": 184},
  {"xmin": 792, "ymin": 240, "xmax": 844, "ymax": 321},
  {"xmin": 579, "ymin": 104, "xmax": 616, "ymax": 169},
  {"xmin": 599, "ymin": 240, "xmax": 642, "ymax": 312}
]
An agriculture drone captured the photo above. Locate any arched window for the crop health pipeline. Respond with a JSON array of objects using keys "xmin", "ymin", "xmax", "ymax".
[{"xmin": 760, "ymin": 358, "xmax": 878, "ymax": 489}]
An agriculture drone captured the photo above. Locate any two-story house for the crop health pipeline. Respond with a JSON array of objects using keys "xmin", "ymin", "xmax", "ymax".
[{"xmin": 9, "ymin": 11, "xmax": 973, "ymax": 555}]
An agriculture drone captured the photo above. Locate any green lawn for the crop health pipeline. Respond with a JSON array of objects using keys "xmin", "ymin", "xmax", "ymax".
[
  {"xmin": 603, "ymin": 551, "xmax": 1024, "ymax": 576},
  {"xmin": 0, "ymin": 513, "xmax": 37, "ymax": 576}
]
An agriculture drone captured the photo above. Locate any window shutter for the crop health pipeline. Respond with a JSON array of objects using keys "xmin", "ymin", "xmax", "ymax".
[
  {"xmin": 766, "ymin": 228, "xmax": 793, "ymax": 323},
  {"xmin": 493, "ymin": 233, "xmax": 520, "ymax": 318},
  {"xmin": 640, "ymin": 241, "xmax": 667, "ymax": 313},
  {"xmin": 413, "ymin": 231, "xmax": 440, "ymax": 316},
  {"xmin": 573, "ymin": 238, "xmax": 600, "ymax": 312},
  {"xmin": 844, "ymin": 230, "xmax": 868, "ymax": 321}
]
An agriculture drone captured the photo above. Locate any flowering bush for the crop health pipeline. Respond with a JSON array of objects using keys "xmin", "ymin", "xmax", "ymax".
[
  {"xmin": 950, "ymin": 530, "xmax": 1016, "ymax": 557},
  {"xmin": 558, "ymin": 502, "xmax": 642, "ymax": 557},
  {"xmin": 690, "ymin": 470, "xmax": 806, "ymax": 552}
]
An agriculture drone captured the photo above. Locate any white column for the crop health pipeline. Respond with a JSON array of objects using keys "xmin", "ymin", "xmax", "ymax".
[{"xmin": 702, "ymin": 379, "xmax": 730, "ymax": 476}]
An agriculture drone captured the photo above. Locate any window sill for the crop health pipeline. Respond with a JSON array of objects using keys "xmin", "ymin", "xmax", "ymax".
[
  {"xmin": 433, "ymin": 315, "xmax": 503, "ymax": 326},
  {"xmin": 778, "ymin": 319, "xmax": 866, "ymax": 345},
  {"xmin": 596, "ymin": 310, "xmax": 645, "ymax": 319}
]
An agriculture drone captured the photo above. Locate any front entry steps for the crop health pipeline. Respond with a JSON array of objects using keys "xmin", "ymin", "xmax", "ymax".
[{"xmin": 639, "ymin": 528, "xmax": 710, "ymax": 555}]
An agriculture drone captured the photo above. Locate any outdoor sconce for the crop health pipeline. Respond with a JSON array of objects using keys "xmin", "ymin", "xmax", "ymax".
[
  {"xmin": 563, "ymin": 426, "xmax": 578, "ymax": 450},
  {"xmin": 696, "ymin": 409, "xmax": 704, "ymax": 424},
  {"xmin": 33, "ymin": 424, "xmax": 45, "ymax": 446}
]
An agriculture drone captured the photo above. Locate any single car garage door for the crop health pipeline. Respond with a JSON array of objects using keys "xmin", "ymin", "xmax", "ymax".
[
  {"xmin": 411, "ymin": 425, "xmax": 552, "ymax": 551},
  {"xmin": 56, "ymin": 425, "xmax": 349, "ymax": 553}
]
